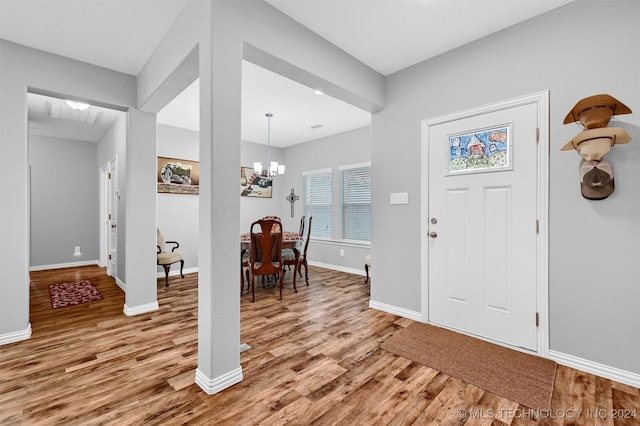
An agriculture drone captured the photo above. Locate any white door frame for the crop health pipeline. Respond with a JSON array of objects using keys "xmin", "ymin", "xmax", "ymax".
[
  {"xmin": 99, "ymin": 162, "xmax": 108, "ymax": 269},
  {"xmin": 99, "ymin": 157, "xmax": 117, "ymax": 277},
  {"xmin": 420, "ymin": 90, "xmax": 550, "ymax": 356}
]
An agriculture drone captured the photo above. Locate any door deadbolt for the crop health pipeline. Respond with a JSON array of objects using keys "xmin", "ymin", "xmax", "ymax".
[{"xmin": 430, "ymin": 217, "xmax": 437, "ymax": 224}]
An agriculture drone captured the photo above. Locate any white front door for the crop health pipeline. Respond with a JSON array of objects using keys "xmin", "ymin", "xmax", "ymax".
[{"xmin": 426, "ymin": 99, "xmax": 540, "ymax": 351}]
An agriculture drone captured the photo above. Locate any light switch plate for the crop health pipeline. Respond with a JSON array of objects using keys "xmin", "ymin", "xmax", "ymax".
[{"xmin": 390, "ymin": 192, "xmax": 409, "ymax": 205}]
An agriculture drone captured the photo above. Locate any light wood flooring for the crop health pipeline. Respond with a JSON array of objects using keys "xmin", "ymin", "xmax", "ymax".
[{"xmin": 0, "ymin": 265, "xmax": 638, "ymax": 425}]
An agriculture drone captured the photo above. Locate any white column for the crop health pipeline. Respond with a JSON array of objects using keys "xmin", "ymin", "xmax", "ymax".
[
  {"xmin": 123, "ymin": 108, "xmax": 159, "ymax": 315},
  {"xmin": 0, "ymin": 46, "xmax": 31, "ymax": 344},
  {"xmin": 195, "ymin": 0, "xmax": 243, "ymax": 393}
]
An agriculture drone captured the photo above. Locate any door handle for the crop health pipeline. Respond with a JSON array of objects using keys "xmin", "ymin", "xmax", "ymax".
[{"xmin": 429, "ymin": 231, "xmax": 438, "ymax": 238}]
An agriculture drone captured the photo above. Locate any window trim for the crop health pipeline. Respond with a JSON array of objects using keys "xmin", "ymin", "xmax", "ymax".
[
  {"xmin": 302, "ymin": 167, "xmax": 333, "ymax": 176},
  {"xmin": 338, "ymin": 162, "xmax": 371, "ymax": 172}
]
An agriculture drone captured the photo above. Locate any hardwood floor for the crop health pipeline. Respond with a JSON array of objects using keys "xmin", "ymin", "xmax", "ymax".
[{"xmin": 1, "ymin": 265, "xmax": 638, "ymax": 425}]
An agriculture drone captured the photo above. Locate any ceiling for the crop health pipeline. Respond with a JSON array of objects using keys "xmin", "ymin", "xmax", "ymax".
[
  {"xmin": 266, "ymin": 0, "xmax": 574, "ymax": 76},
  {"xmin": 1, "ymin": 0, "xmax": 574, "ymax": 145},
  {"xmin": 28, "ymin": 93, "xmax": 124, "ymax": 143},
  {"xmin": 157, "ymin": 62, "xmax": 372, "ymax": 147}
]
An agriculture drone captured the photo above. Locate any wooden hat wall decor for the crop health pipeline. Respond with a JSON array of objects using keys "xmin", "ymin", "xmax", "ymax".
[{"xmin": 561, "ymin": 94, "xmax": 633, "ymax": 200}]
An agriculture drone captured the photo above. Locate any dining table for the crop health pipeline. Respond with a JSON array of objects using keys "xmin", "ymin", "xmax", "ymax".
[{"xmin": 241, "ymin": 231, "xmax": 304, "ymax": 292}]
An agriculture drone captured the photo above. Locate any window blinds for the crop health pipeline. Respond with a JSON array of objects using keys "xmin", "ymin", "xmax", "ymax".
[
  {"xmin": 341, "ymin": 165, "xmax": 371, "ymax": 242},
  {"xmin": 303, "ymin": 169, "xmax": 332, "ymax": 238}
]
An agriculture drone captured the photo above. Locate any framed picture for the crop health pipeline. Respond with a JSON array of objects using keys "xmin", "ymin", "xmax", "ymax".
[
  {"xmin": 157, "ymin": 156, "xmax": 199, "ymax": 195},
  {"xmin": 447, "ymin": 124, "xmax": 512, "ymax": 175},
  {"xmin": 240, "ymin": 166, "xmax": 272, "ymax": 198}
]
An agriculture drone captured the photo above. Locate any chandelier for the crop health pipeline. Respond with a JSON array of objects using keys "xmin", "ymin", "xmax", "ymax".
[{"xmin": 253, "ymin": 113, "xmax": 285, "ymax": 180}]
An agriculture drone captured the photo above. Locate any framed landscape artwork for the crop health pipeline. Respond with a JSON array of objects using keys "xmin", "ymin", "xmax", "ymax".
[
  {"xmin": 240, "ymin": 166, "xmax": 272, "ymax": 198},
  {"xmin": 157, "ymin": 156, "xmax": 199, "ymax": 195}
]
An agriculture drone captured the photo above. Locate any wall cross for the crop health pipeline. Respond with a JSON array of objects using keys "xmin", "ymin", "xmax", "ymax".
[{"xmin": 286, "ymin": 188, "xmax": 300, "ymax": 218}]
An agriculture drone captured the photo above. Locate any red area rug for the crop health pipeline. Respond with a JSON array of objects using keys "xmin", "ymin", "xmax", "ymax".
[{"xmin": 49, "ymin": 280, "xmax": 103, "ymax": 309}]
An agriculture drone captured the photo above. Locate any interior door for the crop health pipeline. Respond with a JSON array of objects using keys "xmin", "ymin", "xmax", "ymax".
[
  {"xmin": 427, "ymin": 102, "xmax": 539, "ymax": 351},
  {"xmin": 107, "ymin": 159, "xmax": 117, "ymax": 277}
]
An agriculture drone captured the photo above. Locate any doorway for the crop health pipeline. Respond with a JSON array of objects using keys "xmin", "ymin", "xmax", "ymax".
[
  {"xmin": 27, "ymin": 92, "xmax": 123, "ymax": 273},
  {"xmin": 421, "ymin": 91, "xmax": 549, "ymax": 355}
]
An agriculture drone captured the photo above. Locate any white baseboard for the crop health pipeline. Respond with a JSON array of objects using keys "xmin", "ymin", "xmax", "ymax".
[
  {"xmin": 123, "ymin": 301, "xmax": 159, "ymax": 316},
  {"xmin": 549, "ymin": 350, "xmax": 640, "ymax": 388},
  {"xmin": 156, "ymin": 266, "xmax": 198, "ymax": 278},
  {"xmin": 195, "ymin": 367, "xmax": 243, "ymax": 395},
  {"xmin": 369, "ymin": 300, "xmax": 422, "ymax": 322},
  {"xmin": 30, "ymin": 260, "xmax": 100, "ymax": 271},
  {"xmin": 307, "ymin": 260, "xmax": 365, "ymax": 276},
  {"xmin": 0, "ymin": 323, "xmax": 32, "ymax": 346},
  {"xmin": 115, "ymin": 277, "xmax": 126, "ymax": 291}
]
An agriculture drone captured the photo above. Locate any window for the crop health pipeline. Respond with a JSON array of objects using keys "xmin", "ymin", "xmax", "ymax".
[
  {"xmin": 303, "ymin": 168, "xmax": 332, "ymax": 238},
  {"xmin": 341, "ymin": 163, "xmax": 371, "ymax": 242}
]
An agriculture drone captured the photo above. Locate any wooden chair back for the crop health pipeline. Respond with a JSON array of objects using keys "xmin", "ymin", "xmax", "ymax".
[
  {"xmin": 296, "ymin": 216, "xmax": 313, "ymax": 286},
  {"xmin": 302, "ymin": 216, "xmax": 312, "ymax": 258},
  {"xmin": 249, "ymin": 218, "xmax": 284, "ymax": 301}
]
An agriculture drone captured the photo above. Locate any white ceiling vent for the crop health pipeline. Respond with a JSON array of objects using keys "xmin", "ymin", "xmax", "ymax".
[{"xmin": 47, "ymin": 100, "xmax": 101, "ymax": 124}]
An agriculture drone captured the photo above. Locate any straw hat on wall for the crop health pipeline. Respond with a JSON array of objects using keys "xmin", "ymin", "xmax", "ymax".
[{"xmin": 560, "ymin": 126, "xmax": 631, "ymax": 161}]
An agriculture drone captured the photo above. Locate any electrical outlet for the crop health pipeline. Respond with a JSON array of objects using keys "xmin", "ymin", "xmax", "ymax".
[{"xmin": 340, "ymin": 249, "xmax": 344, "ymax": 257}]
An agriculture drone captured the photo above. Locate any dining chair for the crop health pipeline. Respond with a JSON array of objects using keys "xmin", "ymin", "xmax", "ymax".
[
  {"xmin": 249, "ymin": 218, "xmax": 284, "ymax": 302},
  {"xmin": 157, "ymin": 228, "xmax": 184, "ymax": 287},
  {"xmin": 282, "ymin": 216, "xmax": 305, "ymax": 272},
  {"xmin": 364, "ymin": 254, "xmax": 372, "ymax": 283},
  {"xmin": 242, "ymin": 215, "xmax": 281, "ymax": 294},
  {"xmin": 240, "ymin": 249, "xmax": 250, "ymax": 295},
  {"xmin": 297, "ymin": 216, "xmax": 312, "ymax": 285}
]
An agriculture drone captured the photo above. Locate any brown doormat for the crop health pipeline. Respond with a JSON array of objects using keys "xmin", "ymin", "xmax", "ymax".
[{"xmin": 381, "ymin": 322, "xmax": 556, "ymax": 410}]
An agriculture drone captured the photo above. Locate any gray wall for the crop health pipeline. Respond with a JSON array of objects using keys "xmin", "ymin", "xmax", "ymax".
[
  {"xmin": 372, "ymin": 0, "xmax": 640, "ymax": 374},
  {"xmin": 283, "ymin": 125, "xmax": 371, "ymax": 273},
  {"xmin": 29, "ymin": 135, "xmax": 99, "ymax": 267},
  {"xmin": 157, "ymin": 124, "xmax": 200, "ymax": 272}
]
